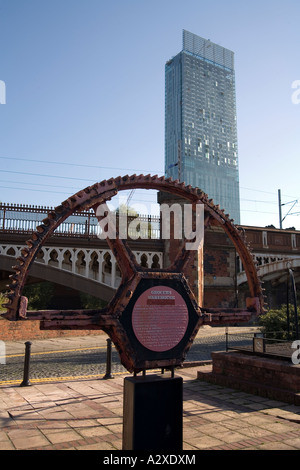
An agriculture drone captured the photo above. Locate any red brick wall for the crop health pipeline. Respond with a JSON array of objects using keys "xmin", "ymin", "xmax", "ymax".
[
  {"xmin": 203, "ymin": 227, "xmax": 237, "ymax": 308},
  {"xmin": 204, "ymin": 248, "xmax": 231, "ymax": 277},
  {"xmin": 0, "ymin": 318, "xmax": 103, "ymax": 341},
  {"xmin": 204, "ymin": 289, "xmax": 236, "ymax": 309},
  {"xmin": 211, "ymin": 352, "xmax": 300, "ymax": 392},
  {"xmin": 198, "ymin": 351, "xmax": 300, "ymax": 404},
  {"xmin": 242, "ymin": 225, "xmax": 300, "ymax": 254}
]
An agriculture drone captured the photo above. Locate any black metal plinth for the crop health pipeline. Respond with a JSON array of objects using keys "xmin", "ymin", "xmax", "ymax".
[{"xmin": 122, "ymin": 374, "xmax": 183, "ymax": 451}]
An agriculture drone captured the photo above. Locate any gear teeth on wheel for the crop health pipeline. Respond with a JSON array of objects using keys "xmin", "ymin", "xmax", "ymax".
[{"xmin": 1, "ymin": 174, "xmax": 264, "ymax": 319}]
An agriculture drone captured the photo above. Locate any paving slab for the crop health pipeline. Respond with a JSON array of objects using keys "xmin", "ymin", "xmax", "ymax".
[
  {"xmin": 0, "ymin": 328, "xmax": 299, "ymax": 453},
  {"xmin": 0, "ymin": 365, "xmax": 300, "ymax": 451}
]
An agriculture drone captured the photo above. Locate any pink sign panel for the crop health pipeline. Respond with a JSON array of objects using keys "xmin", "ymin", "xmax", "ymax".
[{"xmin": 132, "ymin": 286, "xmax": 189, "ymax": 352}]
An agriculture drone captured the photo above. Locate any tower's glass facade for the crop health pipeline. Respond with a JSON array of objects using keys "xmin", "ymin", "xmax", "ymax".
[{"xmin": 165, "ymin": 30, "xmax": 240, "ymax": 223}]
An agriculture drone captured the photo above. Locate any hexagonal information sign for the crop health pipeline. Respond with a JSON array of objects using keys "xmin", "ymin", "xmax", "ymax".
[{"xmin": 118, "ymin": 275, "xmax": 201, "ymax": 372}]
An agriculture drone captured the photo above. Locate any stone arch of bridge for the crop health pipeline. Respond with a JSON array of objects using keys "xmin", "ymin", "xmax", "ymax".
[
  {"xmin": 0, "ymin": 253, "xmax": 116, "ymax": 302},
  {"xmin": 237, "ymin": 257, "xmax": 300, "ymax": 286},
  {"xmin": 1, "ymin": 244, "xmax": 163, "ymax": 301}
]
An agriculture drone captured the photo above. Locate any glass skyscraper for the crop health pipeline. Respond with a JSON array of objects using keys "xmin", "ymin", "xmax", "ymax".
[{"xmin": 165, "ymin": 30, "xmax": 241, "ymax": 223}]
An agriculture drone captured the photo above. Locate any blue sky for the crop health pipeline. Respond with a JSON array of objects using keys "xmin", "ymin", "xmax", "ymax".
[{"xmin": 0, "ymin": 0, "xmax": 300, "ymax": 229}]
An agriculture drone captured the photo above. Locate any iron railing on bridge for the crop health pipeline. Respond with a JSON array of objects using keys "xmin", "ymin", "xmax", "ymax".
[{"xmin": 0, "ymin": 203, "xmax": 161, "ymax": 239}]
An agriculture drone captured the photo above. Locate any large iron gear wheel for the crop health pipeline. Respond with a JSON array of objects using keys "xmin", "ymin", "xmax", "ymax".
[{"xmin": 2, "ymin": 174, "xmax": 264, "ymax": 320}]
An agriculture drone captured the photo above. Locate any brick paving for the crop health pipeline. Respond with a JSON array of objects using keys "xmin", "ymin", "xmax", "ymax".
[{"xmin": 1, "ymin": 365, "xmax": 300, "ymax": 451}]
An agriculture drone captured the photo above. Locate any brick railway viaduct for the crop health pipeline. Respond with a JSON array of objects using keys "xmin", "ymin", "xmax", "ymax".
[{"xmin": 1, "ymin": 203, "xmax": 300, "ymax": 312}]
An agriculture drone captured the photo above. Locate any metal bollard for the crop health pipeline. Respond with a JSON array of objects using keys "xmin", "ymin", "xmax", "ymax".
[
  {"xmin": 103, "ymin": 338, "xmax": 114, "ymax": 379},
  {"xmin": 20, "ymin": 341, "xmax": 32, "ymax": 387}
]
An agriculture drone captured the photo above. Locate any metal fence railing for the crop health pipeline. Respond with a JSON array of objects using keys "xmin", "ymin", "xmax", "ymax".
[
  {"xmin": 0, "ymin": 203, "xmax": 161, "ymax": 239},
  {"xmin": 225, "ymin": 331, "xmax": 299, "ymax": 362}
]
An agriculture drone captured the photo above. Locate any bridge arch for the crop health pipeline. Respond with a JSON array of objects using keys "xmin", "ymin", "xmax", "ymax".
[
  {"xmin": 2, "ymin": 174, "xmax": 264, "ymax": 319},
  {"xmin": 0, "ymin": 253, "xmax": 116, "ymax": 302},
  {"xmin": 257, "ymin": 258, "xmax": 300, "ymax": 283},
  {"xmin": 237, "ymin": 257, "xmax": 300, "ymax": 285},
  {"xmin": 1, "ymin": 243, "xmax": 162, "ymax": 300}
]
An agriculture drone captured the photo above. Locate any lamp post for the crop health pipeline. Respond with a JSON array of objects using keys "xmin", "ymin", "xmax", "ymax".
[
  {"xmin": 287, "ymin": 268, "xmax": 299, "ymax": 341},
  {"xmin": 278, "ymin": 189, "xmax": 299, "ymax": 229}
]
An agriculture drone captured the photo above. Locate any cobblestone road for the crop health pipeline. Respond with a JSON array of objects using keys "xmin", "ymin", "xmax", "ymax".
[{"xmin": 0, "ymin": 332, "xmax": 256, "ymax": 383}]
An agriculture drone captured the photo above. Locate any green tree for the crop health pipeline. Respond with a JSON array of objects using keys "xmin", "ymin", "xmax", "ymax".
[
  {"xmin": 23, "ymin": 282, "xmax": 54, "ymax": 310},
  {"xmin": 79, "ymin": 293, "xmax": 107, "ymax": 309},
  {"xmin": 115, "ymin": 204, "xmax": 152, "ymax": 239}
]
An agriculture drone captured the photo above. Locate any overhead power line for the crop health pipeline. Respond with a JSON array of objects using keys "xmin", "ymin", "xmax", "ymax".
[
  {"xmin": 1, "ymin": 156, "xmax": 299, "ymax": 202},
  {"xmin": 0, "ymin": 185, "xmax": 72, "ymax": 195},
  {"xmin": 0, "ymin": 179, "xmax": 79, "ymax": 191},
  {"xmin": 2, "ymin": 168, "xmax": 300, "ymax": 212},
  {"xmin": 0, "ymin": 169, "xmax": 96, "ymax": 182},
  {"xmin": 0, "ymin": 156, "xmax": 163, "ymax": 175}
]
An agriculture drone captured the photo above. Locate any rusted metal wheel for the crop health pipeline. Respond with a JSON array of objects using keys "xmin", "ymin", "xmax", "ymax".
[
  {"xmin": 3, "ymin": 174, "xmax": 263, "ymax": 320},
  {"xmin": 2, "ymin": 174, "xmax": 264, "ymax": 372}
]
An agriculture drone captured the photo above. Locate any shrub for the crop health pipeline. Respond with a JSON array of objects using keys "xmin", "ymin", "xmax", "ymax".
[
  {"xmin": 79, "ymin": 293, "xmax": 107, "ymax": 309},
  {"xmin": 0, "ymin": 292, "xmax": 8, "ymax": 314},
  {"xmin": 259, "ymin": 304, "xmax": 299, "ymax": 340},
  {"xmin": 23, "ymin": 282, "xmax": 54, "ymax": 310}
]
